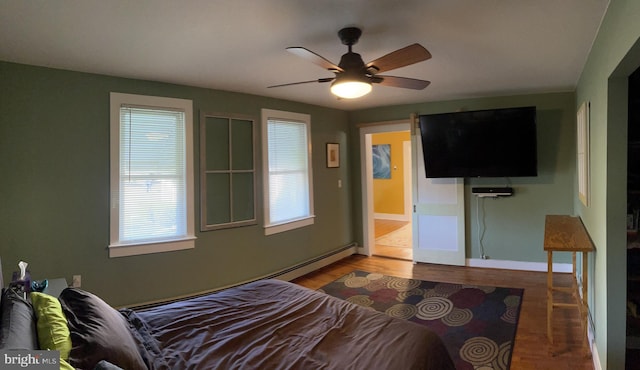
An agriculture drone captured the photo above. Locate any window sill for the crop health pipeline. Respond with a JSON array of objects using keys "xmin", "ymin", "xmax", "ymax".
[
  {"xmin": 264, "ymin": 216, "xmax": 315, "ymax": 236},
  {"xmin": 109, "ymin": 237, "xmax": 196, "ymax": 258}
]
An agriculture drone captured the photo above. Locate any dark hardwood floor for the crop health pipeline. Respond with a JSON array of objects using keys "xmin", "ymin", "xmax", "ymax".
[{"xmin": 293, "ymin": 255, "xmax": 594, "ymax": 370}]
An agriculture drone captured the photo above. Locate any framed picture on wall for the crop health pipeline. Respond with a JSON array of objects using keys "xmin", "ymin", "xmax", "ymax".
[
  {"xmin": 373, "ymin": 144, "xmax": 391, "ymax": 179},
  {"xmin": 327, "ymin": 143, "xmax": 340, "ymax": 168},
  {"xmin": 577, "ymin": 101, "xmax": 590, "ymax": 206}
]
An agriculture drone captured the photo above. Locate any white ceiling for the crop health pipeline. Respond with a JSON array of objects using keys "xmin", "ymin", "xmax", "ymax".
[{"xmin": 0, "ymin": 0, "xmax": 609, "ymax": 111}]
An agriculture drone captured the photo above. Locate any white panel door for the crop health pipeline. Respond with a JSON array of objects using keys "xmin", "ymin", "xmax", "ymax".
[{"xmin": 412, "ymin": 130, "xmax": 465, "ymax": 265}]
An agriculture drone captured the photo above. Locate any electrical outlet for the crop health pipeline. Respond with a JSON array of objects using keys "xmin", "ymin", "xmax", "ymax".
[{"xmin": 72, "ymin": 275, "xmax": 81, "ymax": 288}]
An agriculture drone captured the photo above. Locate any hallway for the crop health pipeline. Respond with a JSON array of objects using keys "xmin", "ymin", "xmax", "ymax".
[{"xmin": 373, "ymin": 219, "xmax": 412, "ymax": 260}]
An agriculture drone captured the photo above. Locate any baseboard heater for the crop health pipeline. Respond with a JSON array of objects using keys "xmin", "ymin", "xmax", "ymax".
[
  {"xmin": 471, "ymin": 187, "xmax": 514, "ymax": 198},
  {"xmin": 128, "ymin": 242, "xmax": 358, "ymax": 310},
  {"xmin": 269, "ymin": 242, "xmax": 358, "ymax": 281}
]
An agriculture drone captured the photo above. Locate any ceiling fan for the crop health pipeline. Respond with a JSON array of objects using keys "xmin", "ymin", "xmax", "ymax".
[{"xmin": 268, "ymin": 27, "xmax": 432, "ymax": 99}]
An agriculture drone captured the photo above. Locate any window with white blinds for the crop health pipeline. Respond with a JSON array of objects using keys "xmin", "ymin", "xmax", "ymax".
[
  {"xmin": 109, "ymin": 93, "xmax": 195, "ymax": 257},
  {"xmin": 261, "ymin": 109, "xmax": 314, "ymax": 235}
]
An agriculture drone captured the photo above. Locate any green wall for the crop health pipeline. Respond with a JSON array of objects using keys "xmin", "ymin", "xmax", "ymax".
[
  {"xmin": 349, "ymin": 92, "xmax": 577, "ymax": 263},
  {"xmin": 575, "ymin": 0, "xmax": 640, "ymax": 368},
  {"xmin": 4, "ymin": 4, "xmax": 639, "ymax": 364},
  {"xmin": 0, "ymin": 62, "xmax": 353, "ymax": 307}
]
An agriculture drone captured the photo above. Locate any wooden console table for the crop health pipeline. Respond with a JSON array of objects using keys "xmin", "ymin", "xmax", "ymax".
[{"xmin": 543, "ymin": 215, "xmax": 594, "ymax": 349}]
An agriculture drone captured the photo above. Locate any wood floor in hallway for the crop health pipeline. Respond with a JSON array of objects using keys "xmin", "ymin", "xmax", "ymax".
[{"xmin": 374, "ymin": 218, "xmax": 412, "ymax": 260}]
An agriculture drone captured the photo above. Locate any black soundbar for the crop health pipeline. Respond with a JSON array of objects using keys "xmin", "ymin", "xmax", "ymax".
[{"xmin": 471, "ymin": 187, "xmax": 514, "ymax": 197}]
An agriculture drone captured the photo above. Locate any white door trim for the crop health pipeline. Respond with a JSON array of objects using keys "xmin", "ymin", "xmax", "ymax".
[{"xmin": 403, "ymin": 140, "xmax": 412, "ymax": 221}]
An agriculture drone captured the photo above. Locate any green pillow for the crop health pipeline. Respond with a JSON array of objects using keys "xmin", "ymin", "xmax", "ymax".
[
  {"xmin": 60, "ymin": 358, "xmax": 75, "ymax": 370},
  {"xmin": 30, "ymin": 292, "xmax": 72, "ymax": 360}
]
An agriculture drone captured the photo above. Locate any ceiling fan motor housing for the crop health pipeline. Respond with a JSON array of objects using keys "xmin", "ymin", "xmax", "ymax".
[
  {"xmin": 338, "ymin": 27, "xmax": 362, "ymax": 46},
  {"xmin": 338, "ymin": 52, "xmax": 366, "ymax": 72}
]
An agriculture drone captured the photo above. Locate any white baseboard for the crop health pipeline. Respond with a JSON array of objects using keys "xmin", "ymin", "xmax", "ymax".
[
  {"xmin": 466, "ymin": 258, "xmax": 573, "ymax": 273},
  {"xmin": 591, "ymin": 340, "xmax": 601, "ymax": 370},
  {"xmin": 374, "ymin": 213, "xmax": 411, "ymax": 222}
]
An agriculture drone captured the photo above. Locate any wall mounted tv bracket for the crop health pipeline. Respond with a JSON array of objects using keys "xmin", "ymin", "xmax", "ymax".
[{"xmin": 471, "ymin": 187, "xmax": 514, "ymax": 198}]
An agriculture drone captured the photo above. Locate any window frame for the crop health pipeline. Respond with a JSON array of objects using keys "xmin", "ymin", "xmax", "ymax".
[
  {"xmin": 200, "ymin": 112, "xmax": 257, "ymax": 231},
  {"xmin": 109, "ymin": 92, "xmax": 196, "ymax": 258},
  {"xmin": 261, "ymin": 109, "xmax": 315, "ymax": 235}
]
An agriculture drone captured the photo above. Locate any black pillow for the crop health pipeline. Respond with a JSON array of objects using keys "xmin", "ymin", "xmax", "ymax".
[
  {"xmin": 93, "ymin": 360, "xmax": 124, "ymax": 370},
  {"xmin": 59, "ymin": 288, "xmax": 147, "ymax": 370},
  {"xmin": 0, "ymin": 288, "xmax": 38, "ymax": 350}
]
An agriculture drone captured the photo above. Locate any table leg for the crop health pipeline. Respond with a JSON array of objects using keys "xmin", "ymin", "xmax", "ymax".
[
  {"xmin": 582, "ymin": 251, "xmax": 589, "ymax": 349},
  {"xmin": 547, "ymin": 250, "xmax": 553, "ymax": 344}
]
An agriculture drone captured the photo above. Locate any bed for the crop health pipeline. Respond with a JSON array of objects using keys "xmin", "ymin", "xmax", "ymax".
[{"xmin": 1, "ymin": 279, "xmax": 454, "ymax": 370}]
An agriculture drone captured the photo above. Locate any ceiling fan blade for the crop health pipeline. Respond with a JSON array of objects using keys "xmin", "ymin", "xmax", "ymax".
[
  {"xmin": 373, "ymin": 75, "xmax": 431, "ymax": 90},
  {"xmin": 366, "ymin": 44, "xmax": 432, "ymax": 74},
  {"xmin": 268, "ymin": 77, "xmax": 334, "ymax": 88},
  {"xmin": 287, "ymin": 47, "xmax": 343, "ymax": 72}
]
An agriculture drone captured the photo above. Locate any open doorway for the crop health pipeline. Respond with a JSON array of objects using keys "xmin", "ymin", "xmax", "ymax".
[
  {"xmin": 359, "ymin": 121, "xmax": 412, "ymax": 260},
  {"xmin": 626, "ymin": 64, "xmax": 640, "ymax": 369},
  {"xmin": 371, "ymin": 132, "xmax": 412, "ymax": 260}
]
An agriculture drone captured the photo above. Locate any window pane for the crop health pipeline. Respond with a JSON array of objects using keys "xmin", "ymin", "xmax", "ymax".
[
  {"xmin": 121, "ymin": 108, "xmax": 185, "ymax": 176},
  {"xmin": 232, "ymin": 172, "xmax": 254, "ymax": 221},
  {"xmin": 206, "ymin": 173, "xmax": 231, "ymax": 224},
  {"xmin": 231, "ymin": 119, "xmax": 253, "ymax": 170},
  {"xmin": 119, "ymin": 107, "xmax": 186, "ymax": 243},
  {"xmin": 268, "ymin": 121, "xmax": 307, "ymax": 172},
  {"xmin": 121, "ymin": 178, "xmax": 182, "ymax": 240},
  {"xmin": 205, "ymin": 117, "xmax": 229, "ymax": 171},
  {"xmin": 269, "ymin": 171, "xmax": 309, "ymax": 222}
]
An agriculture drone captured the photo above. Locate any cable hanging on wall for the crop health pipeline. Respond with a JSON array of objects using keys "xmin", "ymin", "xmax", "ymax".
[{"xmin": 476, "ymin": 196, "xmax": 489, "ymax": 259}]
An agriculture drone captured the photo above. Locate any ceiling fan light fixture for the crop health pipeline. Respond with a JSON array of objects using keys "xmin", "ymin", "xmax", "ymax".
[
  {"xmin": 330, "ymin": 78, "xmax": 372, "ymax": 99},
  {"xmin": 271, "ymin": 27, "xmax": 432, "ymax": 98}
]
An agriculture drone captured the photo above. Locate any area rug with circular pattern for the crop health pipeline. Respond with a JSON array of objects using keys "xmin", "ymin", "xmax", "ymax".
[{"xmin": 318, "ymin": 270, "xmax": 523, "ymax": 370}]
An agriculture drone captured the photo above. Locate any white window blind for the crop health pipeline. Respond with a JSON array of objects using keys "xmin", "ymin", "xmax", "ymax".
[
  {"xmin": 119, "ymin": 106, "xmax": 187, "ymax": 243},
  {"xmin": 267, "ymin": 120, "xmax": 310, "ymax": 223},
  {"xmin": 261, "ymin": 109, "xmax": 314, "ymax": 235},
  {"xmin": 110, "ymin": 93, "xmax": 195, "ymax": 257}
]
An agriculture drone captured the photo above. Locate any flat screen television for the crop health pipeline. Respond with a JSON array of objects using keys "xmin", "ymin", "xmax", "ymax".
[{"xmin": 418, "ymin": 106, "xmax": 538, "ymax": 178}]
